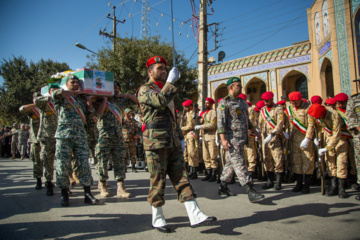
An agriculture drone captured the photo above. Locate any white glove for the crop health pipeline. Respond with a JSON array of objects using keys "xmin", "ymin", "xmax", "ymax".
[
  {"xmin": 318, "ymin": 148, "xmax": 328, "ymax": 156},
  {"xmin": 314, "ymin": 138, "xmax": 320, "ymax": 146},
  {"xmin": 255, "ymin": 137, "xmax": 259, "ymax": 142},
  {"xmin": 264, "ymin": 134, "xmax": 273, "ymax": 144},
  {"xmin": 181, "ymin": 140, "xmax": 185, "ymax": 153},
  {"xmin": 300, "ymin": 138, "xmax": 310, "ymax": 149},
  {"xmin": 284, "ymin": 132, "xmax": 290, "ymax": 140},
  {"xmin": 166, "ymin": 67, "xmax": 180, "ymax": 84},
  {"xmin": 194, "ymin": 125, "xmax": 202, "ymax": 130}
]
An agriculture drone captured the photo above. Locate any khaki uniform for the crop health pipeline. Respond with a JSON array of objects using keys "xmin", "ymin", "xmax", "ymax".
[
  {"xmin": 258, "ymin": 105, "xmax": 285, "ymax": 173},
  {"xmin": 10, "ymin": 128, "xmax": 19, "ymax": 156},
  {"xmin": 122, "ymin": 117, "xmax": 138, "ymax": 165},
  {"xmin": 181, "ymin": 109, "xmax": 199, "ymax": 168},
  {"xmin": 199, "ymin": 109, "xmax": 218, "ymax": 169},
  {"xmin": 245, "ymin": 106, "xmax": 257, "ymax": 172}
]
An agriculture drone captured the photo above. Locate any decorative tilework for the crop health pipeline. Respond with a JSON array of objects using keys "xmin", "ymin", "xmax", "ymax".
[
  {"xmin": 244, "ymin": 72, "xmax": 267, "ymax": 86},
  {"xmin": 334, "ymin": 0, "xmax": 352, "ymax": 95},
  {"xmin": 212, "ymin": 80, "xmax": 228, "ymax": 94},
  {"xmin": 319, "ymin": 50, "xmax": 333, "ymax": 70},
  {"xmin": 319, "ymin": 41, "xmax": 331, "ymax": 56},
  {"xmin": 279, "ymin": 65, "xmax": 309, "ymax": 84},
  {"xmin": 355, "ymin": 9, "xmax": 360, "ymax": 75},
  {"xmin": 270, "ymin": 71, "xmax": 277, "ymax": 101},
  {"xmin": 352, "ymin": 0, "xmax": 360, "ymax": 14}
]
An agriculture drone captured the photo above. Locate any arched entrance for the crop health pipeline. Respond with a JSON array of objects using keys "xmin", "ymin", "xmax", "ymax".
[
  {"xmin": 282, "ymin": 70, "xmax": 309, "ymax": 100},
  {"xmin": 320, "ymin": 58, "xmax": 334, "ymax": 98},
  {"xmin": 354, "ymin": 8, "xmax": 360, "ymax": 76},
  {"xmin": 245, "ymin": 78, "xmax": 267, "ymax": 105},
  {"xmin": 214, "ymin": 83, "xmax": 228, "ymax": 108}
]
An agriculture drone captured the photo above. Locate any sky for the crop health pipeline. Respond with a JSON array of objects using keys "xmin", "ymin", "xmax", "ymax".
[{"xmin": 0, "ymin": 0, "xmax": 315, "ymax": 86}]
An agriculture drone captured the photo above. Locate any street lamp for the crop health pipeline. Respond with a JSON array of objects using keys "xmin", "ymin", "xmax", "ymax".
[{"xmin": 75, "ymin": 42, "xmax": 98, "ymax": 56}]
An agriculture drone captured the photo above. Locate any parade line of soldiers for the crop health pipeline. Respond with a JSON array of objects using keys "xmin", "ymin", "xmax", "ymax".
[{"xmin": 1, "ymin": 55, "xmax": 360, "ymax": 233}]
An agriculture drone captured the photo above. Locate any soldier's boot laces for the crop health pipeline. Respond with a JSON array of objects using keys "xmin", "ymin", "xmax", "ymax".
[
  {"xmin": 326, "ymin": 177, "xmax": 338, "ymax": 196},
  {"xmin": 301, "ymin": 174, "xmax": 311, "ymax": 194},
  {"xmin": 100, "ymin": 181, "xmax": 110, "ymax": 197},
  {"xmin": 61, "ymin": 188, "xmax": 70, "ymax": 207},
  {"xmin": 84, "ymin": 186, "xmax": 99, "ymax": 205},
  {"xmin": 218, "ymin": 181, "xmax": 236, "ymax": 196},
  {"xmin": 292, "ymin": 174, "xmax": 303, "ymax": 192},
  {"xmin": 45, "ymin": 181, "xmax": 54, "ymax": 196},
  {"xmin": 274, "ymin": 172, "xmax": 282, "ymax": 190},
  {"xmin": 262, "ymin": 172, "xmax": 275, "ymax": 189},
  {"xmin": 35, "ymin": 178, "xmax": 42, "ymax": 190},
  {"xmin": 202, "ymin": 169, "xmax": 212, "ymax": 181},
  {"xmin": 117, "ymin": 181, "xmax": 131, "ymax": 198},
  {"xmin": 208, "ymin": 168, "xmax": 217, "ymax": 182},
  {"xmin": 73, "ymin": 171, "xmax": 80, "ymax": 184},
  {"xmin": 245, "ymin": 183, "xmax": 265, "ymax": 203},
  {"xmin": 69, "ymin": 175, "xmax": 76, "ymax": 186},
  {"xmin": 338, "ymin": 178, "xmax": 349, "ymax": 198}
]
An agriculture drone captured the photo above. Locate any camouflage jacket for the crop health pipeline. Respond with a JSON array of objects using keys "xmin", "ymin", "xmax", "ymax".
[
  {"xmin": 285, "ymin": 101, "xmax": 314, "ymax": 139},
  {"xmin": 86, "ymin": 110, "xmax": 99, "ymax": 141},
  {"xmin": 258, "ymin": 104, "xmax": 285, "ymax": 137},
  {"xmin": 18, "ymin": 129, "xmax": 29, "ymax": 144},
  {"xmin": 346, "ymin": 93, "xmax": 360, "ymax": 133},
  {"xmin": 10, "ymin": 128, "xmax": 19, "ymax": 142},
  {"xmin": 34, "ymin": 96, "xmax": 58, "ymax": 141},
  {"xmin": 136, "ymin": 80, "xmax": 183, "ymax": 150},
  {"xmin": 248, "ymin": 106, "xmax": 256, "ymax": 137},
  {"xmin": 19, "ymin": 107, "xmax": 40, "ymax": 144},
  {"xmin": 122, "ymin": 117, "xmax": 138, "ymax": 142},
  {"xmin": 199, "ymin": 109, "xmax": 217, "ymax": 141},
  {"xmin": 181, "ymin": 109, "xmax": 196, "ymax": 139},
  {"xmin": 217, "ymin": 93, "xmax": 254, "ymax": 144},
  {"xmin": 136, "ymin": 121, "xmax": 143, "ymax": 144}
]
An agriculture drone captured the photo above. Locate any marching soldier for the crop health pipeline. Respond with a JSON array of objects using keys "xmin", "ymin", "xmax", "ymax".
[
  {"xmin": 309, "ymin": 103, "xmax": 350, "ymax": 198},
  {"xmin": 135, "ymin": 113, "xmax": 146, "ymax": 170},
  {"xmin": 18, "ymin": 124, "xmax": 29, "ymax": 160},
  {"xmin": 181, "ymin": 99, "xmax": 199, "ymax": 179},
  {"xmin": 285, "ymin": 92, "xmax": 315, "ymax": 193},
  {"xmin": 122, "ymin": 108, "xmax": 139, "ymax": 172},
  {"xmin": 217, "ymin": 77, "xmax": 264, "ymax": 203},
  {"xmin": 137, "ymin": 56, "xmax": 216, "ymax": 232},
  {"xmin": 194, "ymin": 97, "xmax": 218, "ymax": 182},
  {"xmin": 10, "ymin": 123, "xmax": 19, "ymax": 159}
]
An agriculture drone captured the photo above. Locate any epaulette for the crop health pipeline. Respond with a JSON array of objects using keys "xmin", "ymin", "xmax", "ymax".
[
  {"xmin": 223, "ymin": 96, "xmax": 230, "ymax": 100},
  {"xmin": 351, "ymin": 92, "xmax": 360, "ymax": 97}
]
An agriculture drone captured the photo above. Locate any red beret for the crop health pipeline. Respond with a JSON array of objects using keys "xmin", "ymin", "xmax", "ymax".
[
  {"xmin": 176, "ymin": 110, "xmax": 179, "ymax": 113},
  {"xmin": 247, "ymin": 101, "xmax": 252, "ymax": 107},
  {"xmin": 205, "ymin": 97, "xmax": 215, "ymax": 104},
  {"xmin": 325, "ymin": 98, "xmax": 336, "ymax": 105},
  {"xmin": 256, "ymin": 100, "xmax": 265, "ymax": 109},
  {"xmin": 261, "ymin": 91, "xmax": 274, "ymax": 100},
  {"xmin": 182, "ymin": 99, "xmax": 193, "ymax": 106},
  {"xmin": 308, "ymin": 104, "xmax": 327, "ymax": 119},
  {"xmin": 218, "ymin": 98, "xmax": 223, "ymax": 103},
  {"xmin": 146, "ymin": 56, "xmax": 167, "ymax": 69},
  {"xmin": 302, "ymin": 98, "xmax": 308, "ymax": 103},
  {"xmin": 288, "ymin": 91, "xmax": 303, "ymax": 101},
  {"xmin": 238, "ymin": 93, "xmax": 247, "ymax": 100},
  {"xmin": 311, "ymin": 95, "xmax": 323, "ymax": 104},
  {"xmin": 334, "ymin": 93, "xmax": 348, "ymax": 102},
  {"xmin": 254, "ymin": 107, "xmax": 260, "ymax": 112},
  {"xmin": 276, "ymin": 100, "xmax": 286, "ymax": 105}
]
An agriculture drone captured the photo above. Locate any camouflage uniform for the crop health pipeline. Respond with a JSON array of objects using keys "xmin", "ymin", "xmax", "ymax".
[
  {"xmin": 122, "ymin": 116, "xmax": 138, "ymax": 165},
  {"xmin": 10, "ymin": 127, "xmax": 19, "ymax": 156},
  {"xmin": 18, "ymin": 128, "xmax": 29, "ymax": 156},
  {"xmin": 136, "ymin": 121, "xmax": 145, "ymax": 163},
  {"xmin": 217, "ymin": 93, "xmax": 253, "ymax": 186},
  {"xmin": 52, "ymin": 89, "xmax": 93, "ymax": 188},
  {"xmin": 199, "ymin": 109, "xmax": 218, "ymax": 169},
  {"xmin": 86, "ymin": 113, "xmax": 99, "ymax": 164},
  {"xmin": 34, "ymin": 96, "xmax": 58, "ymax": 182},
  {"xmin": 181, "ymin": 109, "xmax": 199, "ymax": 168},
  {"xmin": 245, "ymin": 106, "xmax": 257, "ymax": 172},
  {"xmin": 137, "ymin": 80, "xmax": 195, "ymax": 207}
]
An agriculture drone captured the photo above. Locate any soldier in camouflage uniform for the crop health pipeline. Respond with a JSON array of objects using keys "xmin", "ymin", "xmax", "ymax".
[
  {"xmin": 95, "ymin": 82, "xmax": 136, "ymax": 198},
  {"xmin": 86, "ymin": 110, "xmax": 99, "ymax": 165},
  {"xmin": 217, "ymin": 77, "xmax": 264, "ymax": 203},
  {"xmin": 345, "ymin": 84, "xmax": 360, "ymax": 200},
  {"xmin": 122, "ymin": 108, "xmax": 139, "ymax": 172},
  {"xmin": 135, "ymin": 113, "xmax": 146, "ymax": 170},
  {"xmin": 137, "ymin": 56, "xmax": 216, "ymax": 233},
  {"xmin": 10, "ymin": 123, "xmax": 19, "ymax": 159},
  {"xmin": 52, "ymin": 74, "xmax": 98, "ymax": 207},
  {"xmin": 18, "ymin": 124, "xmax": 29, "ymax": 160}
]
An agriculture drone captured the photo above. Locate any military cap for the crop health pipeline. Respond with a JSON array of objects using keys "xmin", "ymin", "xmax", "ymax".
[
  {"xmin": 302, "ymin": 98, "xmax": 309, "ymax": 103},
  {"xmin": 308, "ymin": 103, "xmax": 327, "ymax": 119},
  {"xmin": 48, "ymin": 83, "xmax": 60, "ymax": 89},
  {"xmin": 254, "ymin": 107, "xmax": 260, "ymax": 112},
  {"xmin": 261, "ymin": 91, "xmax": 274, "ymax": 100},
  {"xmin": 325, "ymin": 98, "xmax": 336, "ymax": 105},
  {"xmin": 311, "ymin": 95, "xmax": 323, "ymax": 104},
  {"xmin": 205, "ymin": 97, "xmax": 215, "ymax": 104},
  {"xmin": 288, "ymin": 91, "xmax": 303, "ymax": 101},
  {"xmin": 217, "ymin": 98, "xmax": 223, "ymax": 103},
  {"xmin": 238, "ymin": 93, "xmax": 247, "ymax": 100},
  {"xmin": 124, "ymin": 108, "xmax": 133, "ymax": 113},
  {"xmin": 256, "ymin": 100, "xmax": 265, "ymax": 109},
  {"xmin": 276, "ymin": 100, "xmax": 286, "ymax": 105},
  {"xmin": 226, "ymin": 77, "xmax": 241, "ymax": 86},
  {"xmin": 334, "ymin": 93, "xmax": 348, "ymax": 102},
  {"xmin": 182, "ymin": 99, "xmax": 193, "ymax": 107},
  {"xmin": 247, "ymin": 101, "xmax": 252, "ymax": 107},
  {"xmin": 146, "ymin": 56, "xmax": 167, "ymax": 69}
]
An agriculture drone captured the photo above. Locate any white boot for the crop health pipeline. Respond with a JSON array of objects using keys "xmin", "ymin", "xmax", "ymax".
[
  {"xmin": 184, "ymin": 199, "xmax": 208, "ymax": 226},
  {"xmin": 152, "ymin": 206, "xmax": 167, "ymax": 228}
]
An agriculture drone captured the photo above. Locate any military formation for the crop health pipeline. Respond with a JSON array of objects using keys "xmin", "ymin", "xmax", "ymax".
[{"xmin": 1, "ymin": 55, "xmax": 360, "ymax": 233}]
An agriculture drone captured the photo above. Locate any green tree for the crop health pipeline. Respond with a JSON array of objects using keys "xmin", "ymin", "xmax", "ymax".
[
  {"xmin": 0, "ymin": 56, "xmax": 70, "ymax": 124},
  {"xmin": 86, "ymin": 36, "xmax": 197, "ymax": 111}
]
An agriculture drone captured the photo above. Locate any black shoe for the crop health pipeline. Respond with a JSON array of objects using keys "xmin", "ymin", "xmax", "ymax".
[
  {"xmin": 108, "ymin": 164, "xmax": 113, "ymax": 171},
  {"xmin": 262, "ymin": 172, "xmax": 274, "ymax": 189},
  {"xmin": 35, "ymin": 178, "xmax": 42, "ymax": 190},
  {"xmin": 218, "ymin": 181, "xmax": 236, "ymax": 196},
  {"xmin": 202, "ymin": 169, "xmax": 212, "ymax": 181},
  {"xmin": 152, "ymin": 225, "xmax": 171, "ymax": 233},
  {"xmin": 45, "ymin": 181, "xmax": 54, "ymax": 196},
  {"xmin": 301, "ymin": 175, "xmax": 311, "ymax": 194},
  {"xmin": 274, "ymin": 172, "xmax": 282, "ymax": 190},
  {"xmin": 191, "ymin": 217, "xmax": 217, "ymax": 228},
  {"xmin": 208, "ymin": 168, "xmax": 217, "ymax": 182},
  {"xmin": 292, "ymin": 174, "xmax": 303, "ymax": 192},
  {"xmin": 326, "ymin": 177, "xmax": 338, "ymax": 196},
  {"xmin": 84, "ymin": 186, "xmax": 99, "ymax": 205},
  {"xmin": 61, "ymin": 188, "xmax": 69, "ymax": 207},
  {"xmin": 244, "ymin": 183, "xmax": 265, "ymax": 203},
  {"xmin": 189, "ymin": 167, "xmax": 198, "ymax": 179},
  {"xmin": 338, "ymin": 178, "xmax": 349, "ymax": 198}
]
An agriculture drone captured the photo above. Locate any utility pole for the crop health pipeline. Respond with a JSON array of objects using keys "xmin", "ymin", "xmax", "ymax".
[
  {"xmin": 197, "ymin": 0, "xmax": 208, "ymax": 111},
  {"xmin": 99, "ymin": 6, "xmax": 125, "ymax": 51}
]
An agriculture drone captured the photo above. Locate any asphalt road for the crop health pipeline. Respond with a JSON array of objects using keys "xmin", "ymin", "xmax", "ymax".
[{"xmin": 0, "ymin": 157, "xmax": 359, "ymax": 240}]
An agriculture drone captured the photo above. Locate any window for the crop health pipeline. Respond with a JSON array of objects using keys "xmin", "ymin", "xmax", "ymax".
[{"xmin": 295, "ymin": 75, "xmax": 308, "ymax": 100}]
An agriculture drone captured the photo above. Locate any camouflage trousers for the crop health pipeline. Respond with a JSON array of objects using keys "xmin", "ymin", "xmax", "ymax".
[
  {"xmin": 184, "ymin": 141, "xmax": 188, "ymax": 163},
  {"xmin": 18, "ymin": 142, "xmax": 27, "ymax": 156},
  {"xmin": 96, "ymin": 137, "xmax": 126, "ymax": 182},
  {"xmin": 185, "ymin": 137, "xmax": 199, "ymax": 167},
  {"xmin": 40, "ymin": 139, "xmax": 56, "ymax": 182},
  {"xmin": 30, "ymin": 143, "xmax": 42, "ymax": 178},
  {"xmin": 262, "ymin": 135, "xmax": 284, "ymax": 173},
  {"xmin": 68, "ymin": 157, "xmax": 78, "ymax": 175},
  {"xmin": 244, "ymin": 136, "xmax": 257, "ymax": 172},
  {"xmin": 55, "ymin": 136, "xmax": 93, "ymax": 189},
  {"xmin": 136, "ymin": 142, "xmax": 145, "ymax": 162},
  {"xmin": 220, "ymin": 138, "xmax": 251, "ymax": 186},
  {"xmin": 125, "ymin": 141, "xmax": 136, "ymax": 165},
  {"xmin": 11, "ymin": 140, "xmax": 18, "ymax": 155},
  {"xmin": 145, "ymin": 145, "xmax": 196, "ymax": 207},
  {"xmin": 88, "ymin": 138, "xmax": 98, "ymax": 165},
  {"xmin": 348, "ymin": 140, "xmax": 357, "ymax": 176},
  {"xmin": 202, "ymin": 139, "xmax": 218, "ymax": 169},
  {"xmin": 325, "ymin": 138, "xmax": 349, "ymax": 179},
  {"xmin": 290, "ymin": 133, "xmax": 315, "ymax": 175},
  {"xmin": 352, "ymin": 134, "xmax": 360, "ymax": 184}
]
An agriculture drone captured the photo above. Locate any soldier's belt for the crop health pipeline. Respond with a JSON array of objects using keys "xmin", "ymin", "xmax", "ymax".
[{"xmin": 145, "ymin": 122, "xmax": 176, "ymax": 130}]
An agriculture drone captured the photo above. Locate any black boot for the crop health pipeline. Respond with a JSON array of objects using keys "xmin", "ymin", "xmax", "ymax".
[
  {"xmin": 326, "ymin": 177, "xmax": 338, "ymax": 196},
  {"xmin": 202, "ymin": 169, "xmax": 212, "ymax": 181},
  {"xmin": 189, "ymin": 167, "xmax": 198, "ymax": 179},
  {"xmin": 244, "ymin": 183, "xmax": 265, "ymax": 203},
  {"xmin": 208, "ymin": 168, "xmax": 217, "ymax": 182},
  {"xmin": 198, "ymin": 162, "xmax": 204, "ymax": 174},
  {"xmin": 45, "ymin": 181, "xmax": 54, "ymax": 196},
  {"xmin": 228, "ymin": 174, "xmax": 236, "ymax": 184},
  {"xmin": 84, "ymin": 186, "xmax": 99, "ymax": 205},
  {"xmin": 132, "ymin": 164, "xmax": 138, "ymax": 173},
  {"xmin": 108, "ymin": 163, "xmax": 113, "ymax": 171},
  {"xmin": 217, "ymin": 166, "xmax": 222, "ymax": 184},
  {"xmin": 292, "ymin": 174, "xmax": 303, "ymax": 192},
  {"xmin": 262, "ymin": 171, "xmax": 274, "ymax": 189},
  {"xmin": 338, "ymin": 178, "xmax": 349, "ymax": 198},
  {"xmin": 218, "ymin": 181, "xmax": 236, "ymax": 196},
  {"xmin": 61, "ymin": 188, "xmax": 69, "ymax": 207},
  {"xmin": 302, "ymin": 174, "xmax": 311, "ymax": 194},
  {"xmin": 35, "ymin": 178, "xmax": 42, "ymax": 190},
  {"xmin": 274, "ymin": 172, "xmax": 282, "ymax": 190}
]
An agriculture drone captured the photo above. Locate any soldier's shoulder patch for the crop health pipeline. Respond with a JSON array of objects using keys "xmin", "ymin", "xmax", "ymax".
[
  {"xmin": 66, "ymin": 104, "xmax": 71, "ymax": 109},
  {"xmin": 236, "ymin": 109, "xmax": 242, "ymax": 115},
  {"xmin": 46, "ymin": 111, "xmax": 52, "ymax": 116},
  {"xmin": 309, "ymin": 117, "xmax": 314, "ymax": 122},
  {"xmin": 220, "ymin": 105, "xmax": 225, "ymax": 111},
  {"xmin": 355, "ymin": 107, "xmax": 360, "ymax": 113},
  {"xmin": 32, "ymin": 115, "xmax": 37, "ymax": 120},
  {"xmin": 213, "ymin": 117, "xmax": 217, "ymax": 123}
]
